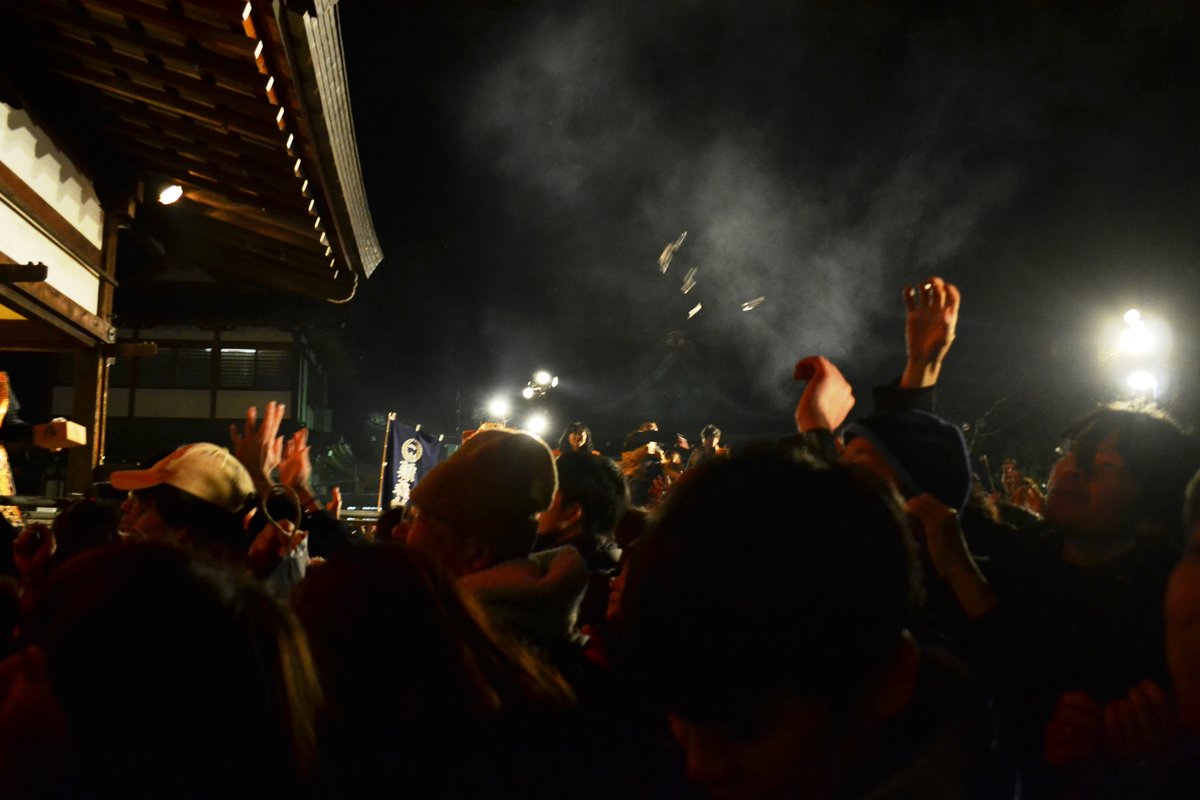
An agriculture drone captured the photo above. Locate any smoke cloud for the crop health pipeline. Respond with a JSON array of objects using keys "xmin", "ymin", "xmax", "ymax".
[
  {"xmin": 323, "ymin": 0, "xmax": 1195, "ymax": 439},
  {"xmin": 456, "ymin": 2, "xmax": 1048, "ymax": 406}
]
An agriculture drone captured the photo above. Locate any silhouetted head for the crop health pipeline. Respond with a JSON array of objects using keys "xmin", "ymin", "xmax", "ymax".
[
  {"xmin": 538, "ymin": 451, "xmax": 629, "ymax": 542},
  {"xmin": 621, "ymin": 452, "xmax": 920, "ymax": 798},
  {"xmin": 557, "ymin": 421, "xmax": 593, "ymax": 453},
  {"xmin": 9, "ymin": 541, "xmax": 321, "ymax": 799},
  {"xmin": 1047, "ymin": 406, "xmax": 1200, "ymax": 546}
]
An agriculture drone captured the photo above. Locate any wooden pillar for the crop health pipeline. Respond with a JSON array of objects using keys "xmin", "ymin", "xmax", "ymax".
[
  {"xmin": 65, "ymin": 193, "xmax": 127, "ymax": 492},
  {"xmin": 65, "ymin": 348, "xmax": 108, "ymax": 491}
]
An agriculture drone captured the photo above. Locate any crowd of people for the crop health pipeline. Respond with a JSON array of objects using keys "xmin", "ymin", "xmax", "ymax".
[{"xmin": 1, "ymin": 276, "xmax": 1199, "ymax": 798}]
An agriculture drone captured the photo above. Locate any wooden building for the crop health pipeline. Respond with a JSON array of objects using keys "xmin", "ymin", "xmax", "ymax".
[{"xmin": 0, "ymin": 0, "xmax": 381, "ymax": 491}]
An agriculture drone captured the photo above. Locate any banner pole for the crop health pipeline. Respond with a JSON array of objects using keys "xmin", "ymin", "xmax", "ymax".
[{"xmin": 377, "ymin": 412, "xmax": 395, "ymax": 510}]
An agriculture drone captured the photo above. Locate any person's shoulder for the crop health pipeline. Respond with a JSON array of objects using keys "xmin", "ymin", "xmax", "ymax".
[
  {"xmin": 859, "ymin": 644, "xmax": 1022, "ymax": 800},
  {"xmin": 971, "ymin": 519, "xmax": 1058, "ymax": 584},
  {"xmin": 1099, "ymin": 736, "xmax": 1200, "ymax": 800}
]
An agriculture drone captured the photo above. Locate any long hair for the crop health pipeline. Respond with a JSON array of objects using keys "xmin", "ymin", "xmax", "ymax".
[
  {"xmin": 557, "ymin": 421, "xmax": 593, "ymax": 454},
  {"xmin": 292, "ymin": 544, "xmax": 573, "ymax": 796},
  {"xmin": 34, "ymin": 541, "xmax": 324, "ymax": 799},
  {"xmin": 294, "ymin": 544, "xmax": 571, "ymax": 724},
  {"xmin": 1063, "ymin": 406, "xmax": 1200, "ymax": 545}
]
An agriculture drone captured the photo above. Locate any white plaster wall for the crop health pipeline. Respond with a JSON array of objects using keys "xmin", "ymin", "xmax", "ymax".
[
  {"xmin": 0, "ymin": 101, "xmax": 103, "ymax": 314},
  {"xmin": 222, "ymin": 327, "xmax": 294, "ymax": 343},
  {"xmin": 0, "ymin": 202, "xmax": 100, "ymax": 313},
  {"xmin": 133, "ymin": 389, "xmax": 211, "ymax": 418},
  {"xmin": 52, "ymin": 387, "xmax": 129, "ymax": 417},
  {"xmin": 0, "ymin": 102, "xmax": 102, "ymax": 245},
  {"xmin": 119, "ymin": 327, "xmax": 215, "ymax": 342}
]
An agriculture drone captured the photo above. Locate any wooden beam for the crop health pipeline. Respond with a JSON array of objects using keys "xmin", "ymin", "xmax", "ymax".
[
  {"xmin": 41, "ymin": 40, "xmax": 277, "ymax": 122},
  {"xmin": 48, "ymin": 61, "xmax": 280, "ymax": 137},
  {"xmin": 111, "ymin": 126, "xmax": 301, "ymax": 197},
  {"xmin": 37, "ymin": 35, "xmax": 271, "ymax": 114},
  {"xmin": 0, "ymin": 251, "xmax": 115, "ymax": 346},
  {"xmin": 154, "ymin": 221, "xmax": 333, "ymax": 279},
  {"xmin": 14, "ymin": 3, "xmax": 259, "ymax": 86},
  {"xmin": 191, "ymin": 251, "xmax": 355, "ymax": 302},
  {"xmin": 76, "ymin": 0, "xmax": 257, "ymax": 57},
  {"xmin": 94, "ymin": 98, "xmax": 282, "ymax": 158},
  {"xmin": 181, "ymin": 185, "xmax": 320, "ymax": 239},
  {"xmin": 0, "ymin": 284, "xmax": 106, "ymax": 347},
  {"xmin": 158, "ymin": 178, "xmax": 317, "ymax": 242},
  {"xmin": 0, "ymin": 160, "xmax": 104, "ymax": 272},
  {"xmin": 181, "ymin": 197, "xmax": 323, "ymax": 251},
  {"xmin": 128, "ymin": 146, "xmax": 308, "ymax": 214},
  {"xmin": 0, "ymin": 263, "xmax": 50, "ymax": 283},
  {"xmin": 156, "ymin": 211, "xmax": 328, "ymax": 270},
  {"xmin": 0, "ymin": 320, "xmax": 76, "ymax": 350},
  {"xmin": 40, "ymin": 60, "xmax": 274, "ymax": 143},
  {"xmin": 66, "ymin": 347, "xmax": 108, "ymax": 492}
]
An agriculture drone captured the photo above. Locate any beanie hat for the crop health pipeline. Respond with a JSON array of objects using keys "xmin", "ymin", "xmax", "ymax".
[
  {"xmin": 843, "ymin": 410, "xmax": 972, "ymax": 513},
  {"xmin": 109, "ymin": 443, "xmax": 255, "ymax": 514},
  {"xmin": 410, "ymin": 428, "xmax": 558, "ymax": 561}
]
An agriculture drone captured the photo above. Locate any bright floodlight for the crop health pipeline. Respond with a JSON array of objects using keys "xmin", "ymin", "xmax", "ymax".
[
  {"xmin": 533, "ymin": 370, "xmax": 552, "ymax": 386},
  {"xmin": 486, "ymin": 397, "xmax": 510, "ymax": 419},
  {"xmin": 550, "ymin": 376, "xmax": 559, "ymax": 388},
  {"xmin": 1127, "ymin": 371, "xmax": 1158, "ymax": 392},
  {"xmin": 524, "ymin": 414, "xmax": 548, "ymax": 435},
  {"xmin": 157, "ymin": 184, "xmax": 183, "ymax": 205},
  {"xmin": 1124, "ymin": 309, "xmax": 1141, "ymax": 325},
  {"xmin": 1118, "ymin": 322, "xmax": 1152, "ymax": 354},
  {"xmin": 521, "ymin": 386, "xmax": 535, "ymax": 399}
]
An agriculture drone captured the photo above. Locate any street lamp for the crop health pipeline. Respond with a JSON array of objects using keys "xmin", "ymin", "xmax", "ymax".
[
  {"xmin": 524, "ymin": 413, "xmax": 548, "ymax": 435},
  {"xmin": 1109, "ymin": 307, "xmax": 1171, "ymax": 401},
  {"xmin": 1127, "ymin": 371, "xmax": 1158, "ymax": 394},
  {"xmin": 486, "ymin": 396, "xmax": 510, "ymax": 420},
  {"xmin": 523, "ymin": 369, "xmax": 560, "ymax": 400}
]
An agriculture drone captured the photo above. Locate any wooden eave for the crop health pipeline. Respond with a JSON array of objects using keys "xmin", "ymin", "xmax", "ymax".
[
  {"xmin": 0, "ymin": 0, "xmax": 381, "ymax": 303},
  {"xmin": 0, "ymin": 263, "xmax": 118, "ymax": 351}
]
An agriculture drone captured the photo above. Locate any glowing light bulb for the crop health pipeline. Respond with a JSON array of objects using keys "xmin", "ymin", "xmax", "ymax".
[
  {"xmin": 1127, "ymin": 371, "xmax": 1157, "ymax": 392},
  {"xmin": 486, "ymin": 397, "xmax": 510, "ymax": 419},
  {"xmin": 157, "ymin": 184, "xmax": 183, "ymax": 205},
  {"xmin": 1118, "ymin": 323, "xmax": 1152, "ymax": 354}
]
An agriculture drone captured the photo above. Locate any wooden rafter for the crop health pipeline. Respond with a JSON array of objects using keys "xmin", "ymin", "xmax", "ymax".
[{"xmin": 1, "ymin": 0, "xmax": 377, "ymax": 304}]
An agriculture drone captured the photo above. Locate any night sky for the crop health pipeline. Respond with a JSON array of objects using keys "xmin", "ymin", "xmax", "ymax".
[{"xmin": 333, "ymin": 0, "xmax": 1200, "ymax": 465}]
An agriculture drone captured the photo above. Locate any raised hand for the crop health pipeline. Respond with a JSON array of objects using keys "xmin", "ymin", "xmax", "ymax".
[
  {"xmin": 12, "ymin": 522, "xmax": 55, "ymax": 579},
  {"xmin": 900, "ymin": 276, "xmax": 960, "ymax": 389},
  {"xmin": 326, "ymin": 487, "xmax": 342, "ymax": 519},
  {"xmin": 1045, "ymin": 690, "xmax": 1104, "ymax": 766},
  {"xmin": 278, "ymin": 428, "xmax": 312, "ymax": 494},
  {"xmin": 906, "ymin": 493, "xmax": 996, "ymax": 619},
  {"xmin": 229, "ymin": 402, "xmax": 285, "ymax": 490},
  {"xmin": 247, "ymin": 519, "xmax": 308, "ymax": 578},
  {"xmin": 1103, "ymin": 680, "xmax": 1179, "ymax": 762},
  {"xmin": 793, "ymin": 355, "xmax": 855, "ymax": 432}
]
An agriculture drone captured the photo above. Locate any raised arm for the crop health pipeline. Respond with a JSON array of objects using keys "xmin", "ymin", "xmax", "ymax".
[
  {"xmin": 229, "ymin": 402, "xmax": 285, "ymax": 494},
  {"xmin": 899, "ymin": 276, "xmax": 960, "ymax": 389},
  {"xmin": 793, "ymin": 355, "xmax": 856, "ymax": 432},
  {"xmin": 278, "ymin": 428, "xmax": 317, "ymax": 509}
]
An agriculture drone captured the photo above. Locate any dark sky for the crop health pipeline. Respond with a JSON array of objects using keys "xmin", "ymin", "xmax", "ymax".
[{"xmin": 335, "ymin": 0, "xmax": 1200, "ymax": 460}]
